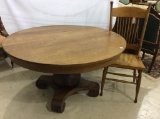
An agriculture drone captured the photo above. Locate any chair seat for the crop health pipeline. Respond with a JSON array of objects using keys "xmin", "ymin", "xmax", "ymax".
[
  {"xmin": 110, "ymin": 53, "xmax": 145, "ymax": 70},
  {"xmin": 0, "ymin": 35, "xmax": 5, "ymax": 48}
]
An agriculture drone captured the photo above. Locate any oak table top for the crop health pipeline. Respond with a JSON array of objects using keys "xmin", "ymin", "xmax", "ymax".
[
  {"xmin": 3, "ymin": 25, "xmax": 126, "ymax": 73},
  {"xmin": 2, "ymin": 25, "xmax": 126, "ymax": 113}
]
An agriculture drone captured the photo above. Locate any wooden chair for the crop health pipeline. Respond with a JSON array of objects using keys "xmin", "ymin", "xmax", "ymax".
[
  {"xmin": 0, "ymin": 16, "xmax": 14, "ymax": 67},
  {"xmin": 0, "ymin": 35, "xmax": 7, "ymax": 57},
  {"xmin": 140, "ymin": 7, "xmax": 160, "ymax": 73},
  {"xmin": 100, "ymin": 2, "xmax": 151, "ymax": 103}
]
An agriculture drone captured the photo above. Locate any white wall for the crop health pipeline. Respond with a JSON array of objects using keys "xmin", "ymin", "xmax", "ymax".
[{"xmin": 0, "ymin": 0, "xmax": 119, "ymax": 34}]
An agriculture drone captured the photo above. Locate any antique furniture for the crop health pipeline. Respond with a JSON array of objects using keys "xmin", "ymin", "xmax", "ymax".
[
  {"xmin": 0, "ymin": 16, "xmax": 14, "ymax": 67},
  {"xmin": 100, "ymin": 2, "xmax": 151, "ymax": 103},
  {"xmin": 0, "ymin": 16, "xmax": 9, "ymax": 59},
  {"xmin": 0, "ymin": 17, "xmax": 9, "ymax": 37},
  {"xmin": 0, "ymin": 35, "xmax": 6, "ymax": 58},
  {"xmin": 140, "ymin": 6, "xmax": 160, "ymax": 73},
  {"xmin": 2, "ymin": 25, "xmax": 126, "ymax": 113}
]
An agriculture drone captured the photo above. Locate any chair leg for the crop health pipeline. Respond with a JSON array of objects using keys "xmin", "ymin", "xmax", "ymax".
[
  {"xmin": 0, "ymin": 49, "xmax": 7, "ymax": 59},
  {"xmin": 100, "ymin": 67, "xmax": 108, "ymax": 96},
  {"xmin": 11, "ymin": 60, "xmax": 14, "ymax": 68},
  {"xmin": 4, "ymin": 52, "xmax": 7, "ymax": 58},
  {"xmin": 133, "ymin": 69, "xmax": 136, "ymax": 83},
  {"xmin": 141, "ymin": 51, "xmax": 145, "ymax": 60},
  {"xmin": 148, "ymin": 54, "xmax": 157, "ymax": 73},
  {"xmin": 134, "ymin": 70, "xmax": 142, "ymax": 103}
]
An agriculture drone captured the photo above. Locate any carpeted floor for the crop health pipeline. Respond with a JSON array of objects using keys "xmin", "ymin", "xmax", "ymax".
[{"xmin": 142, "ymin": 53, "xmax": 160, "ymax": 79}]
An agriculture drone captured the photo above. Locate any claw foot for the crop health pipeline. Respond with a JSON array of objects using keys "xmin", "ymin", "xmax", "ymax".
[{"xmin": 51, "ymin": 101, "xmax": 66, "ymax": 113}]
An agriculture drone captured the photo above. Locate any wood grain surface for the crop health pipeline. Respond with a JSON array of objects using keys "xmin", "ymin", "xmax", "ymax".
[{"xmin": 3, "ymin": 25, "xmax": 126, "ymax": 73}]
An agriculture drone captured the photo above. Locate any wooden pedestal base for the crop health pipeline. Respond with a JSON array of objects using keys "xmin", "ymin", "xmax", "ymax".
[{"xmin": 36, "ymin": 74, "xmax": 99, "ymax": 113}]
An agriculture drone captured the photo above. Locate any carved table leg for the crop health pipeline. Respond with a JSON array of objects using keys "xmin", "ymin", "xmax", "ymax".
[{"xmin": 36, "ymin": 74, "xmax": 99, "ymax": 113}]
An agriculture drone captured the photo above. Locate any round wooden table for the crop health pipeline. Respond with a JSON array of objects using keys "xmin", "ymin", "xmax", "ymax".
[{"xmin": 3, "ymin": 25, "xmax": 126, "ymax": 113}]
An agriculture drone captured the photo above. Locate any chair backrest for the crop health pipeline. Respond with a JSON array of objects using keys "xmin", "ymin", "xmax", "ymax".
[
  {"xmin": 139, "ymin": 6, "xmax": 160, "ymax": 53},
  {"xmin": 110, "ymin": 1, "xmax": 151, "ymax": 56},
  {"xmin": 0, "ymin": 16, "xmax": 9, "ymax": 37}
]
